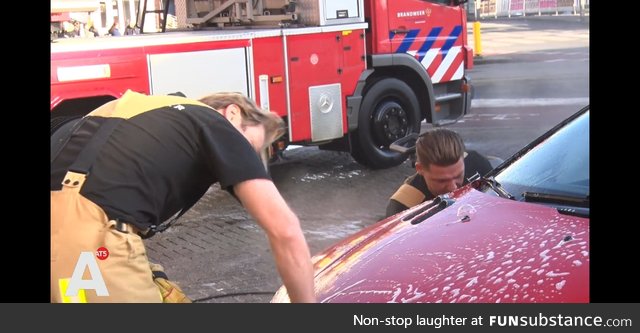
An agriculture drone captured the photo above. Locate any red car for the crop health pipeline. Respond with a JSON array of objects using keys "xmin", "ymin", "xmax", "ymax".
[{"xmin": 272, "ymin": 106, "xmax": 589, "ymax": 303}]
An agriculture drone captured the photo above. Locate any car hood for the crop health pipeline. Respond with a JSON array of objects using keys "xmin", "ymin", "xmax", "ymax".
[{"xmin": 273, "ymin": 187, "xmax": 589, "ymax": 303}]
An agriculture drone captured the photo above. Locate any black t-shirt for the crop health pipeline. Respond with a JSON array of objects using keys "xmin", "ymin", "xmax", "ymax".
[{"xmin": 51, "ymin": 93, "xmax": 269, "ymax": 230}]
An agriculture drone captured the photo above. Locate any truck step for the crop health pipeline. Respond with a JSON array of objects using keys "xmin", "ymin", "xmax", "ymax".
[{"xmin": 434, "ymin": 92, "xmax": 462, "ymax": 103}]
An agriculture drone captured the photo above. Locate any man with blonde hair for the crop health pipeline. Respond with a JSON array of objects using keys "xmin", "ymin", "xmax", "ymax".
[
  {"xmin": 385, "ymin": 128, "xmax": 493, "ymax": 218},
  {"xmin": 51, "ymin": 90, "xmax": 315, "ymax": 303}
]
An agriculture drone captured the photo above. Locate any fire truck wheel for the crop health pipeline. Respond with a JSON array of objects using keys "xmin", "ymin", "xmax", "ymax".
[{"xmin": 351, "ymin": 78, "xmax": 421, "ymax": 169}]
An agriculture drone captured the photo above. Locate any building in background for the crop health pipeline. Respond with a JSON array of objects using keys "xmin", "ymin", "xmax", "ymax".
[{"xmin": 470, "ymin": 0, "xmax": 589, "ymax": 19}]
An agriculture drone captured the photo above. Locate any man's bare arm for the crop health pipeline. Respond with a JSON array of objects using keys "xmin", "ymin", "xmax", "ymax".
[{"xmin": 234, "ymin": 178, "xmax": 316, "ymax": 303}]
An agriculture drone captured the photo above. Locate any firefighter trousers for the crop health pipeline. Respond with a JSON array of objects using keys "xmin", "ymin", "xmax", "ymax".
[{"xmin": 50, "ymin": 171, "xmax": 162, "ymax": 303}]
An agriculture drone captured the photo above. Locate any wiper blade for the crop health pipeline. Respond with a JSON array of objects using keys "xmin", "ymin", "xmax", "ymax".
[
  {"xmin": 480, "ymin": 177, "xmax": 515, "ymax": 200},
  {"xmin": 556, "ymin": 207, "xmax": 589, "ymax": 218},
  {"xmin": 401, "ymin": 195, "xmax": 455, "ymax": 224},
  {"xmin": 522, "ymin": 192, "xmax": 589, "ymax": 207}
]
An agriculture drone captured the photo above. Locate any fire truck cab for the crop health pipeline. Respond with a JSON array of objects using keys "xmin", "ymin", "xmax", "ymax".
[{"xmin": 51, "ymin": 0, "xmax": 472, "ymax": 169}]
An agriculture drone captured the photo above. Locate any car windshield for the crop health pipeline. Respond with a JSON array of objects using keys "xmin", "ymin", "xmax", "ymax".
[{"xmin": 493, "ymin": 110, "xmax": 589, "ymax": 201}]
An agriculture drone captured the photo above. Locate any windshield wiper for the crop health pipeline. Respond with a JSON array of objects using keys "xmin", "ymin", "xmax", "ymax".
[
  {"xmin": 408, "ymin": 195, "xmax": 456, "ymax": 225},
  {"xmin": 522, "ymin": 192, "xmax": 589, "ymax": 218},
  {"xmin": 522, "ymin": 192, "xmax": 589, "ymax": 207},
  {"xmin": 556, "ymin": 207, "xmax": 589, "ymax": 218},
  {"xmin": 480, "ymin": 177, "xmax": 515, "ymax": 200}
]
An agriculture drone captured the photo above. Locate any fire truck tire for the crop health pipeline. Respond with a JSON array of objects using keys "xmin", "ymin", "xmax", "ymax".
[{"xmin": 351, "ymin": 78, "xmax": 421, "ymax": 169}]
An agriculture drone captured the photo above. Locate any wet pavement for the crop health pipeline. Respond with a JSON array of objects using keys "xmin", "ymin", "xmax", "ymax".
[
  {"xmin": 470, "ymin": 15, "xmax": 588, "ymax": 62},
  {"xmin": 145, "ymin": 147, "xmax": 413, "ymax": 302}
]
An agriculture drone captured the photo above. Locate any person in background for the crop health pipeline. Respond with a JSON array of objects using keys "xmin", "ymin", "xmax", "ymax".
[
  {"xmin": 124, "ymin": 20, "xmax": 139, "ymax": 35},
  {"xmin": 86, "ymin": 18, "xmax": 99, "ymax": 37},
  {"xmin": 72, "ymin": 20, "xmax": 82, "ymax": 37},
  {"xmin": 108, "ymin": 21, "xmax": 121, "ymax": 36},
  {"xmin": 385, "ymin": 128, "xmax": 493, "ymax": 218},
  {"xmin": 62, "ymin": 21, "xmax": 76, "ymax": 38}
]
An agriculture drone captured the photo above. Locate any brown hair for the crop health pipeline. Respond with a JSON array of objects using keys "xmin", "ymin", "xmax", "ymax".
[
  {"xmin": 199, "ymin": 92, "xmax": 285, "ymax": 148},
  {"xmin": 416, "ymin": 128, "xmax": 465, "ymax": 169}
]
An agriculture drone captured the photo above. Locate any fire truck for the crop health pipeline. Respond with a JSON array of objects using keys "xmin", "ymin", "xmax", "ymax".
[{"xmin": 51, "ymin": 0, "xmax": 473, "ymax": 169}]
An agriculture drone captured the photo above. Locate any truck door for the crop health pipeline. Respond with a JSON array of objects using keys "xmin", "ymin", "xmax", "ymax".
[
  {"xmin": 286, "ymin": 31, "xmax": 345, "ymax": 143},
  {"xmin": 387, "ymin": 0, "xmax": 465, "ymax": 84}
]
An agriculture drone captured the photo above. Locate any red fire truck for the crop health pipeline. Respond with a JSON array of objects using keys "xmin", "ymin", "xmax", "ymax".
[{"xmin": 51, "ymin": 0, "xmax": 473, "ymax": 168}]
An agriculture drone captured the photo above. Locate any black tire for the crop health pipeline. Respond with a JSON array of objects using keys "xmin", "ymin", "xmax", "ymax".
[{"xmin": 351, "ymin": 78, "xmax": 421, "ymax": 169}]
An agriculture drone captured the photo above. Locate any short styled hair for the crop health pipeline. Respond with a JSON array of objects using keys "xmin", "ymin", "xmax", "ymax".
[
  {"xmin": 416, "ymin": 128, "xmax": 465, "ymax": 169},
  {"xmin": 199, "ymin": 92, "xmax": 285, "ymax": 148}
]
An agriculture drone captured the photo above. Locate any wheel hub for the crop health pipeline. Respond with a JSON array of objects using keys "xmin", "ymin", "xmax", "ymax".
[{"xmin": 372, "ymin": 101, "xmax": 410, "ymax": 146}]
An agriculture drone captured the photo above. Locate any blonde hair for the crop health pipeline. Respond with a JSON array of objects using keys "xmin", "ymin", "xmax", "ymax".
[
  {"xmin": 416, "ymin": 128, "xmax": 465, "ymax": 170},
  {"xmin": 199, "ymin": 92, "xmax": 285, "ymax": 147}
]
